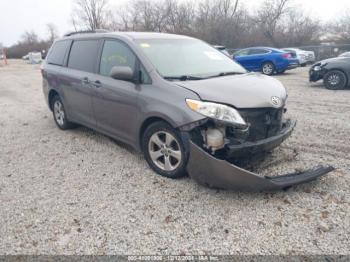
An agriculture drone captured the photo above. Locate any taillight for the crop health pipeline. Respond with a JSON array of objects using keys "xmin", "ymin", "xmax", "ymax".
[{"xmin": 282, "ymin": 53, "xmax": 291, "ymax": 58}]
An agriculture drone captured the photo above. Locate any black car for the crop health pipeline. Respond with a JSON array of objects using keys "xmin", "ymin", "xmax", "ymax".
[{"xmin": 309, "ymin": 57, "xmax": 350, "ymax": 90}]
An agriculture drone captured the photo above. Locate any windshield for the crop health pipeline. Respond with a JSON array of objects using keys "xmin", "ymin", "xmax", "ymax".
[{"xmin": 135, "ymin": 38, "xmax": 246, "ymax": 79}]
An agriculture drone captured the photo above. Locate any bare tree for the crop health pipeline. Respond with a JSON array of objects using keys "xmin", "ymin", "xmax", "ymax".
[
  {"xmin": 21, "ymin": 31, "xmax": 39, "ymax": 45},
  {"xmin": 72, "ymin": 0, "xmax": 109, "ymax": 30},
  {"xmin": 280, "ymin": 9, "xmax": 321, "ymax": 46},
  {"xmin": 46, "ymin": 23, "xmax": 59, "ymax": 44},
  {"xmin": 255, "ymin": 0, "xmax": 291, "ymax": 47},
  {"xmin": 329, "ymin": 11, "xmax": 350, "ymax": 43}
]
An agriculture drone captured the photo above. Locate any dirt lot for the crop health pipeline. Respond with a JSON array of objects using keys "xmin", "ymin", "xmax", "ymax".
[{"xmin": 0, "ymin": 60, "xmax": 349, "ymax": 255}]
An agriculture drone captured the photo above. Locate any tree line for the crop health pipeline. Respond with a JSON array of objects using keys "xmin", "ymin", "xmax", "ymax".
[{"xmin": 5, "ymin": 0, "xmax": 350, "ymax": 58}]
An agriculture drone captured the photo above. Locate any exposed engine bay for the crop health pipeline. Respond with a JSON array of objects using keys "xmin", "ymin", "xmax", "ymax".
[{"xmin": 180, "ymin": 106, "xmax": 334, "ymax": 191}]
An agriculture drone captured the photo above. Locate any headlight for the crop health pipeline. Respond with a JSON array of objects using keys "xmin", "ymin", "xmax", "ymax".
[
  {"xmin": 313, "ymin": 62, "xmax": 327, "ymax": 71},
  {"xmin": 186, "ymin": 99, "xmax": 247, "ymax": 127}
]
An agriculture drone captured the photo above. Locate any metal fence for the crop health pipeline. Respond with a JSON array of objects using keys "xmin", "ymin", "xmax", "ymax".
[
  {"xmin": 227, "ymin": 44, "xmax": 350, "ymax": 61},
  {"xmin": 297, "ymin": 44, "xmax": 350, "ymax": 61}
]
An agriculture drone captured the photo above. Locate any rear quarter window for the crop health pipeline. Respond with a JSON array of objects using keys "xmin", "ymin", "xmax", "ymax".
[
  {"xmin": 47, "ymin": 40, "xmax": 71, "ymax": 66},
  {"xmin": 68, "ymin": 40, "xmax": 100, "ymax": 73}
]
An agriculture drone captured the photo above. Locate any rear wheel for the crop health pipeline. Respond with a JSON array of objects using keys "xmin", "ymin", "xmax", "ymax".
[
  {"xmin": 142, "ymin": 121, "xmax": 188, "ymax": 178},
  {"xmin": 51, "ymin": 95, "xmax": 75, "ymax": 130},
  {"xmin": 261, "ymin": 62, "xmax": 275, "ymax": 75},
  {"xmin": 323, "ymin": 70, "xmax": 347, "ymax": 90}
]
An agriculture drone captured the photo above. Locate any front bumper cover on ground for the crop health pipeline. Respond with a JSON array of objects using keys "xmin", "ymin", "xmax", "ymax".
[{"xmin": 187, "ymin": 141, "xmax": 334, "ymax": 191}]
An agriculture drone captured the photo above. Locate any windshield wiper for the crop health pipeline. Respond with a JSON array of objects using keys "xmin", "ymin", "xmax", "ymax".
[
  {"xmin": 207, "ymin": 71, "xmax": 244, "ymax": 79},
  {"xmin": 164, "ymin": 75, "xmax": 204, "ymax": 81}
]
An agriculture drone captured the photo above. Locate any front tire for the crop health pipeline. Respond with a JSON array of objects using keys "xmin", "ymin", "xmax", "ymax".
[
  {"xmin": 323, "ymin": 70, "xmax": 347, "ymax": 90},
  {"xmin": 142, "ymin": 121, "xmax": 188, "ymax": 178},
  {"xmin": 261, "ymin": 62, "xmax": 275, "ymax": 75},
  {"xmin": 51, "ymin": 95, "xmax": 75, "ymax": 130}
]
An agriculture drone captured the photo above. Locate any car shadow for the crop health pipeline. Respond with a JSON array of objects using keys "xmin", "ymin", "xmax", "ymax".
[{"xmin": 70, "ymin": 125, "xmax": 139, "ymax": 155}]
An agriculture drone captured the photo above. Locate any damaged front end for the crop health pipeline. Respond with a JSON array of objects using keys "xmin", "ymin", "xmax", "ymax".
[
  {"xmin": 181, "ymin": 108, "xmax": 334, "ymax": 191},
  {"xmin": 187, "ymin": 141, "xmax": 334, "ymax": 191}
]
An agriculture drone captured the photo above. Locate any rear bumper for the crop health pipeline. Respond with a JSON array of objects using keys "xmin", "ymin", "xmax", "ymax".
[
  {"xmin": 226, "ymin": 120, "xmax": 296, "ymax": 158},
  {"xmin": 187, "ymin": 141, "xmax": 334, "ymax": 191},
  {"xmin": 286, "ymin": 62, "xmax": 299, "ymax": 70}
]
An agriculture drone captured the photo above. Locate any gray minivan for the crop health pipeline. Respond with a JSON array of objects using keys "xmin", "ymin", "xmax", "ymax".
[{"xmin": 42, "ymin": 31, "xmax": 333, "ymax": 191}]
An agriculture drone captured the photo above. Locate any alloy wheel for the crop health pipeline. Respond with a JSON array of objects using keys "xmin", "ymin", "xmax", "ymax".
[
  {"xmin": 262, "ymin": 63, "xmax": 274, "ymax": 75},
  {"xmin": 53, "ymin": 100, "xmax": 65, "ymax": 126},
  {"xmin": 148, "ymin": 131, "xmax": 182, "ymax": 171},
  {"xmin": 327, "ymin": 73, "xmax": 340, "ymax": 86}
]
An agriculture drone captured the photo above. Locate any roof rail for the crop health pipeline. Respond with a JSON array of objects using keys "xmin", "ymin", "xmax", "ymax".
[{"xmin": 64, "ymin": 29, "xmax": 109, "ymax": 37}]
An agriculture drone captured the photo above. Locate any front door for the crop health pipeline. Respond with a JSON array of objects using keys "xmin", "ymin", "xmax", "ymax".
[{"xmin": 90, "ymin": 39, "xmax": 140, "ymax": 144}]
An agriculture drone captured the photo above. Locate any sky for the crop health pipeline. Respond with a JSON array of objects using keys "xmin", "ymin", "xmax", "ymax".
[{"xmin": 0, "ymin": 0, "xmax": 349, "ymax": 47}]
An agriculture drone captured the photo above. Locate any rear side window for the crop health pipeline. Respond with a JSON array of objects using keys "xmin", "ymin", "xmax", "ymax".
[
  {"xmin": 68, "ymin": 40, "xmax": 100, "ymax": 73},
  {"xmin": 249, "ymin": 49, "xmax": 269, "ymax": 55},
  {"xmin": 99, "ymin": 40, "xmax": 136, "ymax": 76},
  {"xmin": 47, "ymin": 40, "xmax": 70, "ymax": 66},
  {"xmin": 235, "ymin": 49, "xmax": 249, "ymax": 56}
]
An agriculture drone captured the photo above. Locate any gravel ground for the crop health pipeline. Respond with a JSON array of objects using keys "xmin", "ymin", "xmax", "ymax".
[{"xmin": 0, "ymin": 60, "xmax": 349, "ymax": 255}]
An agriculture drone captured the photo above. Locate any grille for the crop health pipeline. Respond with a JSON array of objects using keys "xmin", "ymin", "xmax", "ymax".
[{"xmin": 238, "ymin": 108, "xmax": 284, "ymax": 141}]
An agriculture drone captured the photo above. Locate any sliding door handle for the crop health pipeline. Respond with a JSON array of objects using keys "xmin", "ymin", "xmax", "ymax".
[{"xmin": 92, "ymin": 80, "xmax": 102, "ymax": 88}]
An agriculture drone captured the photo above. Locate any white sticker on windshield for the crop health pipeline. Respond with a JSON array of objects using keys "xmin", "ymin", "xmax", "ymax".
[
  {"xmin": 140, "ymin": 43, "xmax": 150, "ymax": 48},
  {"xmin": 204, "ymin": 51, "xmax": 223, "ymax": 60}
]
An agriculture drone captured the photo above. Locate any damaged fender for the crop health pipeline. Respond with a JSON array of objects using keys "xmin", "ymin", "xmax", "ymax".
[{"xmin": 187, "ymin": 141, "xmax": 334, "ymax": 191}]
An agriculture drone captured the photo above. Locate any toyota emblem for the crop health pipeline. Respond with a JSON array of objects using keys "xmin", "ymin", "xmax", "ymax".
[{"xmin": 271, "ymin": 96, "xmax": 281, "ymax": 107}]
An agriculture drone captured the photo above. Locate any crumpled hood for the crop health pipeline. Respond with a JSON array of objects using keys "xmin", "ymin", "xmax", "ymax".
[
  {"xmin": 175, "ymin": 72, "xmax": 287, "ymax": 109},
  {"xmin": 318, "ymin": 57, "xmax": 350, "ymax": 64}
]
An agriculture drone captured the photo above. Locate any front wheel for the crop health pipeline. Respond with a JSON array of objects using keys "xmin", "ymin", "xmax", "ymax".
[
  {"xmin": 323, "ymin": 70, "xmax": 347, "ymax": 90},
  {"xmin": 142, "ymin": 121, "xmax": 188, "ymax": 178},
  {"xmin": 261, "ymin": 62, "xmax": 275, "ymax": 75}
]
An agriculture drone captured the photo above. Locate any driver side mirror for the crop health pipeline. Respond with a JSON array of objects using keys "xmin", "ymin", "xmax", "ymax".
[{"xmin": 110, "ymin": 66, "xmax": 134, "ymax": 82}]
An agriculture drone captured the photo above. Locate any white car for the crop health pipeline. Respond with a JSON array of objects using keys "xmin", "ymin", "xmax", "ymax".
[
  {"xmin": 283, "ymin": 48, "xmax": 315, "ymax": 66},
  {"xmin": 339, "ymin": 51, "xmax": 350, "ymax": 57}
]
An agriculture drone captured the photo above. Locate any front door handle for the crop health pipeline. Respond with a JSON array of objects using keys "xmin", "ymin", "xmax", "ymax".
[
  {"xmin": 82, "ymin": 77, "xmax": 90, "ymax": 85},
  {"xmin": 92, "ymin": 80, "xmax": 102, "ymax": 88}
]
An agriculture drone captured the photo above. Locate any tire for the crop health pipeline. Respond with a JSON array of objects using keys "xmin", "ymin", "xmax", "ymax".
[
  {"xmin": 142, "ymin": 121, "xmax": 188, "ymax": 178},
  {"xmin": 261, "ymin": 62, "xmax": 275, "ymax": 75},
  {"xmin": 323, "ymin": 70, "xmax": 347, "ymax": 90},
  {"xmin": 51, "ymin": 95, "xmax": 75, "ymax": 130}
]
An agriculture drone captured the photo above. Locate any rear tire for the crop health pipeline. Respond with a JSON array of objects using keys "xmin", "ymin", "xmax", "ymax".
[
  {"xmin": 261, "ymin": 62, "xmax": 275, "ymax": 75},
  {"xmin": 323, "ymin": 70, "xmax": 347, "ymax": 90},
  {"xmin": 142, "ymin": 121, "xmax": 188, "ymax": 178},
  {"xmin": 51, "ymin": 95, "xmax": 75, "ymax": 130}
]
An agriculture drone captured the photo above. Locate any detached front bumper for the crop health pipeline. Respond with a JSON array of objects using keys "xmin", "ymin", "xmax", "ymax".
[
  {"xmin": 226, "ymin": 120, "xmax": 296, "ymax": 158},
  {"xmin": 187, "ymin": 141, "xmax": 334, "ymax": 191},
  {"xmin": 309, "ymin": 68, "xmax": 325, "ymax": 82}
]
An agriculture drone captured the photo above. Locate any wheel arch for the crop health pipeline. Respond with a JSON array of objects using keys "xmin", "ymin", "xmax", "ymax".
[
  {"xmin": 48, "ymin": 89, "xmax": 60, "ymax": 111},
  {"xmin": 138, "ymin": 116, "xmax": 176, "ymax": 150},
  {"xmin": 261, "ymin": 60, "xmax": 275, "ymax": 68}
]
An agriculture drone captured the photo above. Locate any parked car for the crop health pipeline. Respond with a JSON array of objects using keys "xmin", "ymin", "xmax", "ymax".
[
  {"xmin": 283, "ymin": 48, "xmax": 315, "ymax": 66},
  {"xmin": 233, "ymin": 47, "xmax": 299, "ymax": 75},
  {"xmin": 213, "ymin": 45, "xmax": 231, "ymax": 57},
  {"xmin": 338, "ymin": 51, "xmax": 350, "ymax": 58},
  {"xmin": 22, "ymin": 52, "xmax": 42, "ymax": 64},
  {"xmin": 309, "ymin": 56, "xmax": 350, "ymax": 90},
  {"xmin": 42, "ymin": 31, "xmax": 333, "ymax": 190}
]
